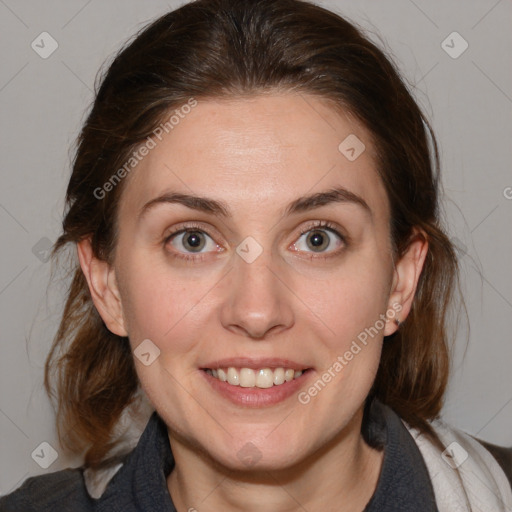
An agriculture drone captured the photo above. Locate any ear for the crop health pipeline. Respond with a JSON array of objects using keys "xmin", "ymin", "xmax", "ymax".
[
  {"xmin": 77, "ymin": 238, "xmax": 128, "ymax": 337},
  {"xmin": 384, "ymin": 230, "xmax": 428, "ymax": 336}
]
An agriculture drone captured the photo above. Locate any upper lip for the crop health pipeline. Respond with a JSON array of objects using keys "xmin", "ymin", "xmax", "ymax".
[{"xmin": 201, "ymin": 357, "xmax": 312, "ymax": 371}]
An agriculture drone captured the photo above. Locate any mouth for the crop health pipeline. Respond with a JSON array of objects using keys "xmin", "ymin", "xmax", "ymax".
[
  {"xmin": 200, "ymin": 360, "xmax": 313, "ymax": 407},
  {"xmin": 203, "ymin": 366, "xmax": 308, "ymax": 388}
]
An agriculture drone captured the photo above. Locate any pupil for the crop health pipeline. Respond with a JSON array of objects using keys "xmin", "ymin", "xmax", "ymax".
[{"xmin": 185, "ymin": 231, "xmax": 203, "ymax": 251}]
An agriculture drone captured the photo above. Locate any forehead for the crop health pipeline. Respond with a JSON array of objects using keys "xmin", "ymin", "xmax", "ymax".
[{"xmin": 119, "ymin": 93, "xmax": 388, "ymax": 221}]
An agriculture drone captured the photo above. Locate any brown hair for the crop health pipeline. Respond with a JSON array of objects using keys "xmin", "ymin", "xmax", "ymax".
[{"xmin": 46, "ymin": 0, "xmax": 460, "ymax": 468}]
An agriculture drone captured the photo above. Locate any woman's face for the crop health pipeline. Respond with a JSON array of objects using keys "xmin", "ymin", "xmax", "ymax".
[{"xmin": 102, "ymin": 93, "xmax": 407, "ymax": 470}]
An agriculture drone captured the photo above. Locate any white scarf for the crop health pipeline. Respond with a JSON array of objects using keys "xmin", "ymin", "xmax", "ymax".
[{"xmin": 405, "ymin": 419, "xmax": 512, "ymax": 511}]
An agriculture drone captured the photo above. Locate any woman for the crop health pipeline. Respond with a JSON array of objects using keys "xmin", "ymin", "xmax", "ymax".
[{"xmin": 1, "ymin": 0, "xmax": 510, "ymax": 510}]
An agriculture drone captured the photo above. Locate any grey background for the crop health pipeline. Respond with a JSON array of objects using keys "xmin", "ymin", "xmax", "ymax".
[{"xmin": 1, "ymin": 0, "xmax": 511, "ymax": 496}]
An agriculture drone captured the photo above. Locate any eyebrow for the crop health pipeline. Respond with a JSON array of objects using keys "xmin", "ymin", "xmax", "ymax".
[{"xmin": 138, "ymin": 186, "xmax": 371, "ymax": 221}]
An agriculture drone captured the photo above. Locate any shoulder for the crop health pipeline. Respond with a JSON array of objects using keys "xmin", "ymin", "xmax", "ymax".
[
  {"xmin": 0, "ymin": 468, "xmax": 93, "ymax": 512},
  {"xmin": 431, "ymin": 418, "xmax": 512, "ymax": 487},
  {"xmin": 405, "ymin": 417, "xmax": 512, "ymax": 510}
]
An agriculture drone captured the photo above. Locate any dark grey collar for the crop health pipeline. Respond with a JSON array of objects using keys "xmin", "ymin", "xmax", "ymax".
[
  {"xmin": 363, "ymin": 397, "xmax": 438, "ymax": 511},
  {"xmin": 94, "ymin": 411, "xmax": 176, "ymax": 511}
]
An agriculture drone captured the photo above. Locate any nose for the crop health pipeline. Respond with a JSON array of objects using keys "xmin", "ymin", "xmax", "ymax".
[{"xmin": 219, "ymin": 245, "xmax": 294, "ymax": 339}]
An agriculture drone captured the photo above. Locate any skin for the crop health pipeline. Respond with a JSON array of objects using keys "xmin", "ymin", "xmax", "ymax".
[{"xmin": 78, "ymin": 93, "xmax": 427, "ymax": 512}]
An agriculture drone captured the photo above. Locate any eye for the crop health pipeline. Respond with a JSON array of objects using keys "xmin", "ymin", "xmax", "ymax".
[
  {"xmin": 165, "ymin": 227, "xmax": 220, "ymax": 260},
  {"xmin": 292, "ymin": 222, "xmax": 345, "ymax": 255},
  {"xmin": 163, "ymin": 221, "xmax": 345, "ymax": 262}
]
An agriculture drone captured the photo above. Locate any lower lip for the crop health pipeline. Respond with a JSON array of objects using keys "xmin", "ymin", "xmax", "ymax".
[{"xmin": 201, "ymin": 369, "xmax": 313, "ymax": 407}]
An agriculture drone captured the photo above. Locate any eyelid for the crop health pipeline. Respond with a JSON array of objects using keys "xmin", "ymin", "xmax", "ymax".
[
  {"xmin": 297, "ymin": 220, "xmax": 346, "ymax": 238},
  {"xmin": 164, "ymin": 221, "xmax": 221, "ymax": 242},
  {"xmin": 164, "ymin": 220, "xmax": 346, "ymax": 244}
]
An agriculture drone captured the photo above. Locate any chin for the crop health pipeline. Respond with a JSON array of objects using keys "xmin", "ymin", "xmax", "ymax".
[{"xmin": 202, "ymin": 429, "xmax": 308, "ymax": 473}]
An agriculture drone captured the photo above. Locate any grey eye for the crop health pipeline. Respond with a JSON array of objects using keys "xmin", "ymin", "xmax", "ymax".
[
  {"xmin": 294, "ymin": 228, "xmax": 343, "ymax": 253},
  {"xmin": 170, "ymin": 230, "xmax": 216, "ymax": 253}
]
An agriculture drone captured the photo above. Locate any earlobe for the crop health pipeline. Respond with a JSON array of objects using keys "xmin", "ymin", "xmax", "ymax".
[
  {"xmin": 384, "ymin": 230, "xmax": 428, "ymax": 336},
  {"xmin": 77, "ymin": 238, "xmax": 128, "ymax": 337}
]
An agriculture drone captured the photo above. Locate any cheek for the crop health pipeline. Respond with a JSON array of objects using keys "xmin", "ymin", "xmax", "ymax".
[
  {"xmin": 293, "ymin": 265, "xmax": 388, "ymax": 416},
  {"xmin": 118, "ymin": 255, "xmax": 218, "ymax": 359},
  {"xmin": 293, "ymin": 254, "xmax": 392, "ymax": 346}
]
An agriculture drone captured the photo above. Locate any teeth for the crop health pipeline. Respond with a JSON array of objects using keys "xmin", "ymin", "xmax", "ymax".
[
  {"xmin": 240, "ymin": 368, "xmax": 256, "ymax": 387},
  {"xmin": 206, "ymin": 367, "xmax": 304, "ymax": 388},
  {"xmin": 227, "ymin": 367, "xmax": 240, "ymax": 386},
  {"xmin": 273, "ymin": 367, "xmax": 285, "ymax": 385},
  {"xmin": 256, "ymin": 368, "xmax": 274, "ymax": 388}
]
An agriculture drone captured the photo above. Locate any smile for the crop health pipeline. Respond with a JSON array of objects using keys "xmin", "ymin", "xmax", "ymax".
[{"xmin": 204, "ymin": 367, "xmax": 305, "ymax": 388}]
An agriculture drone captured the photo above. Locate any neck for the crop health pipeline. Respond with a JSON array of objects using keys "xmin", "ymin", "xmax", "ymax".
[{"xmin": 166, "ymin": 408, "xmax": 384, "ymax": 512}]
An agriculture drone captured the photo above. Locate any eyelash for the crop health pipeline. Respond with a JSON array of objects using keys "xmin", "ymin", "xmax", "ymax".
[{"xmin": 163, "ymin": 220, "xmax": 346, "ymax": 263}]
